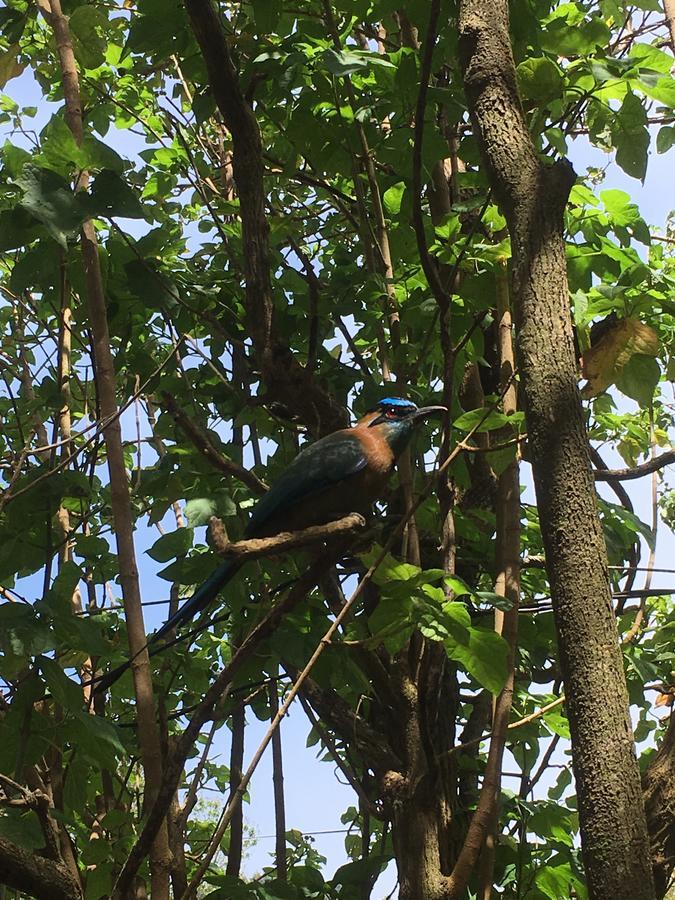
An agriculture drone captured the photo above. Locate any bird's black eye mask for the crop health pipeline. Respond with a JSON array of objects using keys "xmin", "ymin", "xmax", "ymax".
[{"xmin": 367, "ymin": 403, "xmax": 417, "ymax": 426}]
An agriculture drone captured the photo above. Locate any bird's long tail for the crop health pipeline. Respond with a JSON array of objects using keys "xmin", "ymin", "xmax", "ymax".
[
  {"xmin": 152, "ymin": 560, "xmax": 241, "ymax": 642},
  {"xmin": 93, "ymin": 559, "xmax": 241, "ymax": 694}
]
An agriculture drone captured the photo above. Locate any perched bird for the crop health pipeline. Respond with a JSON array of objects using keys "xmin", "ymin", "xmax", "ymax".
[{"xmin": 96, "ymin": 397, "xmax": 444, "ymax": 691}]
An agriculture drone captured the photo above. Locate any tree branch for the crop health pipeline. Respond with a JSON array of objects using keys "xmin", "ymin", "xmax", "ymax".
[
  {"xmin": 161, "ymin": 392, "xmax": 269, "ymax": 495},
  {"xmin": 594, "ymin": 449, "xmax": 675, "ymax": 482},
  {"xmin": 0, "ymin": 836, "xmax": 81, "ymax": 900},
  {"xmin": 208, "ymin": 513, "xmax": 366, "ymax": 561},
  {"xmin": 299, "ymin": 676, "xmax": 402, "ymax": 777},
  {"xmin": 297, "ymin": 690, "xmax": 384, "ymax": 820},
  {"xmin": 411, "ymin": 0, "xmax": 449, "ymax": 310},
  {"xmin": 184, "ymin": 0, "xmax": 348, "ymax": 436}
]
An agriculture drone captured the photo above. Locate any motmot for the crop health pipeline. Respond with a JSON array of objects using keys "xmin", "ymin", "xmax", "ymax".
[{"xmin": 96, "ymin": 397, "xmax": 444, "ymax": 691}]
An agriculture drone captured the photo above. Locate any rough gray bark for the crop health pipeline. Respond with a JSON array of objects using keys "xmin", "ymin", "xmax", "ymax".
[
  {"xmin": 458, "ymin": 3, "xmax": 655, "ymax": 898},
  {"xmin": 643, "ymin": 712, "xmax": 675, "ymax": 897},
  {"xmin": 0, "ymin": 837, "xmax": 81, "ymax": 900}
]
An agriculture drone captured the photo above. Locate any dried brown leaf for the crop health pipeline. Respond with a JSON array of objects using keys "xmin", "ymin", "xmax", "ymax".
[{"xmin": 581, "ymin": 316, "xmax": 659, "ymax": 398}]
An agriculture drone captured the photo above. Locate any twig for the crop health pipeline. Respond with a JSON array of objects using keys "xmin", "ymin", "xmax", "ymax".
[
  {"xmin": 184, "ymin": 0, "xmax": 347, "ymax": 437},
  {"xmin": 527, "ymin": 734, "xmax": 562, "ymax": 795},
  {"xmin": 411, "ymin": 0, "xmax": 448, "ymax": 309},
  {"xmin": 623, "ymin": 417, "xmax": 659, "ymax": 644},
  {"xmin": 441, "ymin": 696, "xmax": 566, "ymax": 760},
  {"xmin": 298, "ymin": 692, "xmax": 381, "ymax": 819},
  {"xmin": 112, "ymin": 549, "xmax": 342, "ymax": 900},
  {"xmin": 161, "ymin": 392, "xmax": 268, "ymax": 495},
  {"xmin": 1, "ymin": 342, "xmax": 183, "ymax": 509},
  {"xmin": 269, "ymin": 679, "xmax": 288, "ymax": 882}
]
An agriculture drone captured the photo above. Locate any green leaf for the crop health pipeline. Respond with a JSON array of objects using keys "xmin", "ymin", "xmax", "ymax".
[
  {"xmin": 0, "ymin": 8, "xmax": 26, "ymax": 44},
  {"xmin": 39, "ymin": 116, "xmax": 86, "ymax": 174},
  {"xmin": 656, "ymin": 125, "xmax": 675, "ymax": 154},
  {"xmin": 383, "ymin": 181, "xmax": 406, "ymax": 216},
  {"xmin": 251, "ymin": 0, "xmax": 282, "ymax": 32},
  {"xmin": 0, "ymin": 810, "xmax": 44, "ymax": 850},
  {"xmin": 70, "ymin": 711, "xmax": 126, "ymax": 768},
  {"xmin": 543, "ymin": 705, "xmax": 571, "ymax": 739},
  {"xmin": 615, "ymin": 354, "xmax": 661, "ymax": 406},
  {"xmin": 2, "ymin": 139, "xmax": 32, "ymax": 178},
  {"xmin": 516, "ymin": 57, "xmax": 563, "ymax": 103},
  {"xmin": 0, "ymin": 603, "xmax": 35, "ymax": 630},
  {"xmin": 475, "ymin": 591, "xmax": 514, "ymax": 611},
  {"xmin": 637, "ymin": 72, "xmax": 675, "ymax": 109},
  {"xmin": 629, "ymin": 42, "xmax": 673, "ymax": 73},
  {"xmin": 453, "ymin": 408, "xmax": 524, "ymax": 433},
  {"xmin": 608, "ymin": 505, "xmax": 656, "ymax": 551},
  {"xmin": 147, "ymin": 528, "xmax": 194, "ymax": 562},
  {"xmin": 535, "ymin": 863, "xmax": 577, "ymax": 900},
  {"xmin": 360, "ymin": 546, "xmax": 424, "ymax": 585},
  {"xmin": 332, "ymin": 856, "xmax": 387, "ymax": 888},
  {"xmin": 485, "ymin": 440, "xmax": 519, "ymax": 476},
  {"xmin": 69, "ymin": 6, "xmax": 108, "ymax": 70},
  {"xmin": 600, "ymin": 189, "xmax": 638, "ymax": 224},
  {"xmin": 39, "ymin": 655, "xmax": 83, "ymax": 711},
  {"xmin": 16, "ymin": 166, "xmax": 83, "ymax": 248},
  {"xmin": 84, "ymin": 862, "xmax": 113, "ymax": 900},
  {"xmin": 73, "ymin": 534, "xmax": 110, "ymax": 559},
  {"xmin": 611, "ymin": 91, "xmax": 649, "ymax": 180},
  {"xmin": 50, "ymin": 560, "xmax": 83, "ymax": 604},
  {"xmin": 80, "ymin": 134, "xmax": 125, "ymax": 174},
  {"xmin": 541, "ymin": 15, "xmax": 610, "ymax": 57},
  {"xmin": 443, "ymin": 575, "xmax": 472, "ymax": 597},
  {"xmin": 0, "ymin": 205, "xmax": 42, "ymax": 251},
  {"xmin": 81, "ymin": 169, "xmax": 146, "ymax": 219},
  {"xmin": 184, "ymin": 497, "xmax": 218, "ymax": 527},
  {"xmin": 444, "ymin": 626, "xmax": 509, "ymax": 694},
  {"xmin": 323, "ymin": 49, "xmax": 369, "ymax": 77},
  {"xmin": 41, "ymin": 117, "xmax": 124, "ymax": 175}
]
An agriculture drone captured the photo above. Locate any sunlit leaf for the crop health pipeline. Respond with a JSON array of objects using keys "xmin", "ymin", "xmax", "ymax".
[{"xmin": 517, "ymin": 57, "xmax": 563, "ymax": 103}]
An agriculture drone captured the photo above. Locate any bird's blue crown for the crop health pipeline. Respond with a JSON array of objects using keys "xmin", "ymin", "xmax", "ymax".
[{"xmin": 369, "ymin": 397, "xmax": 418, "ymax": 415}]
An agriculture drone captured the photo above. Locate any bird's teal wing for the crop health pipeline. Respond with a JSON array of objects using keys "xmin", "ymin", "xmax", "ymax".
[{"xmin": 246, "ymin": 430, "xmax": 367, "ymax": 537}]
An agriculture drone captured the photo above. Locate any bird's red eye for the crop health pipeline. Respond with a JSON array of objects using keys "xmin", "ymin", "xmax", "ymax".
[{"xmin": 386, "ymin": 408, "xmax": 398, "ymax": 418}]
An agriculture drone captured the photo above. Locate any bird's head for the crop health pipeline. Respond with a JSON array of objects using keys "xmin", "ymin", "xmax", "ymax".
[{"xmin": 357, "ymin": 397, "xmax": 447, "ymax": 456}]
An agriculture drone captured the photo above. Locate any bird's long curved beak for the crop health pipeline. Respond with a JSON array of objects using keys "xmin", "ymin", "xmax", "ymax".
[{"xmin": 411, "ymin": 405, "xmax": 447, "ymax": 422}]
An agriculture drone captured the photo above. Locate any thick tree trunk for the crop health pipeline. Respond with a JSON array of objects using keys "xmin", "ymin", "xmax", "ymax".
[
  {"xmin": 458, "ymin": 3, "xmax": 655, "ymax": 899},
  {"xmin": 642, "ymin": 712, "xmax": 675, "ymax": 897},
  {"xmin": 392, "ymin": 788, "xmax": 453, "ymax": 900}
]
